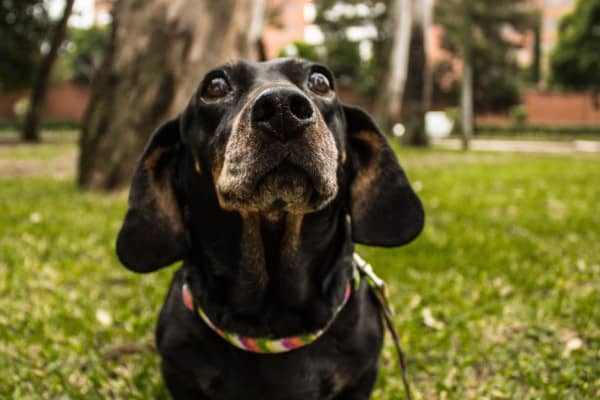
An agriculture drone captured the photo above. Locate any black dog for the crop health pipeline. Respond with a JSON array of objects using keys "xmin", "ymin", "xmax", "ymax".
[{"xmin": 116, "ymin": 58, "xmax": 424, "ymax": 399}]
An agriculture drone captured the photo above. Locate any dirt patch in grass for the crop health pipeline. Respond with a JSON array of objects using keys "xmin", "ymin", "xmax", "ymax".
[
  {"xmin": 0, "ymin": 141, "xmax": 77, "ymax": 178},
  {"xmin": 0, "ymin": 155, "xmax": 76, "ymax": 178}
]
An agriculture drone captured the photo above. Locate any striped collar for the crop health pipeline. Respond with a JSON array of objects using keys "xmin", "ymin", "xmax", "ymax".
[{"xmin": 182, "ymin": 254, "xmax": 363, "ymax": 354}]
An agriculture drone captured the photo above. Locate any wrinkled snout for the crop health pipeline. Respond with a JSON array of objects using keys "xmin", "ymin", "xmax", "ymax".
[
  {"xmin": 251, "ymin": 88, "xmax": 316, "ymax": 141},
  {"xmin": 216, "ymin": 85, "xmax": 339, "ymax": 214}
]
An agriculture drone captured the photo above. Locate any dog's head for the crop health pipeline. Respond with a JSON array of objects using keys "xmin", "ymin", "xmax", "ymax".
[{"xmin": 116, "ymin": 59, "xmax": 424, "ymax": 272}]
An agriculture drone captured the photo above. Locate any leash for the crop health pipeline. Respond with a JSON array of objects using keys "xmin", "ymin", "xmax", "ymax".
[{"xmin": 353, "ymin": 253, "xmax": 413, "ymax": 400}]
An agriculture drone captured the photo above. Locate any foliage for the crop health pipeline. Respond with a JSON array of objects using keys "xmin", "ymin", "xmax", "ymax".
[
  {"xmin": 13, "ymin": 98, "xmax": 31, "ymax": 123},
  {"xmin": 445, "ymin": 107, "xmax": 462, "ymax": 135},
  {"xmin": 435, "ymin": 0, "xmax": 535, "ymax": 112},
  {"xmin": 0, "ymin": 120, "xmax": 81, "ymax": 132},
  {"xmin": 314, "ymin": 0, "xmax": 389, "ymax": 94},
  {"xmin": 475, "ymin": 123, "xmax": 600, "ymax": 137},
  {"xmin": 0, "ymin": 0, "xmax": 49, "ymax": 92},
  {"xmin": 1, "ymin": 139, "xmax": 599, "ymax": 398},
  {"xmin": 323, "ymin": 38, "xmax": 363, "ymax": 86},
  {"xmin": 277, "ymin": 41, "xmax": 321, "ymax": 62},
  {"xmin": 509, "ymin": 104, "xmax": 529, "ymax": 126},
  {"xmin": 550, "ymin": 0, "xmax": 600, "ymax": 93},
  {"xmin": 64, "ymin": 26, "xmax": 111, "ymax": 83}
]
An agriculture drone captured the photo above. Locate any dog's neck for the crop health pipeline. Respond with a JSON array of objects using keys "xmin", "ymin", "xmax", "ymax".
[{"xmin": 183, "ymin": 175, "xmax": 353, "ymax": 335}]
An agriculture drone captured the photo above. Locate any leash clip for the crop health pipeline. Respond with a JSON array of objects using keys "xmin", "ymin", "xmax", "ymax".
[
  {"xmin": 353, "ymin": 252, "xmax": 413, "ymax": 400},
  {"xmin": 353, "ymin": 253, "xmax": 394, "ymax": 315}
]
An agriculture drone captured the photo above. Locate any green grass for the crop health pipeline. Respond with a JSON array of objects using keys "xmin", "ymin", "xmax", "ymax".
[
  {"xmin": 0, "ymin": 141, "xmax": 76, "ymax": 161},
  {"xmin": 1, "ymin": 147, "xmax": 599, "ymax": 399}
]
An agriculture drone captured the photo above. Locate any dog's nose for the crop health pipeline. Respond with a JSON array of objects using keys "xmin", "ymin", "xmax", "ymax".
[{"xmin": 251, "ymin": 88, "xmax": 315, "ymax": 140}]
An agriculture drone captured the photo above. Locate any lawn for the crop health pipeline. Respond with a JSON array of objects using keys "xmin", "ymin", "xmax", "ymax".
[{"xmin": 0, "ymin": 139, "xmax": 599, "ymax": 399}]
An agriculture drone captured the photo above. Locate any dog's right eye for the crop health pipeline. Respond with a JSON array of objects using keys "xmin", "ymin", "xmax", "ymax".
[{"xmin": 203, "ymin": 77, "xmax": 231, "ymax": 100}]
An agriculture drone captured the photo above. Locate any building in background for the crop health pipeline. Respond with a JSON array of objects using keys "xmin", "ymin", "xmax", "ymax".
[
  {"xmin": 263, "ymin": 0, "xmax": 318, "ymax": 59},
  {"xmin": 91, "ymin": 0, "xmax": 112, "ymax": 26},
  {"xmin": 534, "ymin": 0, "xmax": 575, "ymax": 72}
]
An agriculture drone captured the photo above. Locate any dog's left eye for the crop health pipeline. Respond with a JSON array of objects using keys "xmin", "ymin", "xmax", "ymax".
[
  {"xmin": 203, "ymin": 77, "xmax": 231, "ymax": 100},
  {"xmin": 308, "ymin": 72, "xmax": 332, "ymax": 96}
]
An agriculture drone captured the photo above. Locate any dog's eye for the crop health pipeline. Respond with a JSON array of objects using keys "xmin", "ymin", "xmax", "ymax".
[
  {"xmin": 308, "ymin": 72, "xmax": 332, "ymax": 96},
  {"xmin": 203, "ymin": 77, "xmax": 230, "ymax": 100}
]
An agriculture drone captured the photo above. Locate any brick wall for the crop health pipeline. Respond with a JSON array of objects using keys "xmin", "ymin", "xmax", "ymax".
[
  {"xmin": 524, "ymin": 90, "xmax": 600, "ymax": 125},
  {"xmin": 0, "ymin": 81, "xmax": 90, "ymax": 121}
]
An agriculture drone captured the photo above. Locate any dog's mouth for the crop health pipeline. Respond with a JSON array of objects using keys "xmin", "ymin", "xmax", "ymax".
[
  {"xmin": 217, "ymin": 155, "xmax": 336, "ymax": 214},
  {"xmin": 254, "ymin": 161, "xmax": 315, "ymax": 212}
]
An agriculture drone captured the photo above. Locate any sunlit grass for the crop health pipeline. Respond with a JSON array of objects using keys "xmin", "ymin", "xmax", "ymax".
[{"xmin": 0, "ymin": 148, "xmax": 598, "ymax": 399}]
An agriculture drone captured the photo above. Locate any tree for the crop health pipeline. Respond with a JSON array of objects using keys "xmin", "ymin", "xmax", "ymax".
[
  {"xmin": 0, "ymin": 0, "xmax": 49, "ymax": 92},
  {"xmin": 461, "ymin": 0, "xmax": 474, "ymax": 149},
  {"xmin": 550, "ymin": 0, "xmax": 600, "ymax": 102},
  {"xmin": 21, "ymin": 0, "xmax": 75, "ymax": 143},
  {"xmin": 371, "ymin": 0, "xmax": 433, "ymax": 146},
  {"xmin": 528, "ymin": 9, "xmax": 542, "ymax": 85},
  {"xmin": 315, "ymin": 0, "xmax": 389, "ymax": 93},
  {"xmin": 400, "ymin": 0, "xmax": 433, "ymax": 147},
  {"xmin": 373, "ymin": 0, "xmax": 412, "ymax": 134},
  {"xmin": 435, "ymin": 0, "xmax": 535, "ymax": 113},
  {"xmin": 78, "ymin": 0, "xmax": 267, "ymax": 190},
  {"xmin": 65, "ymin": 26, "xmax": 111, "ymax": 84}
]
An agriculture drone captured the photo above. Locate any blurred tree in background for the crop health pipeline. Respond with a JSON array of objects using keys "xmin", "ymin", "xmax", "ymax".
[
  {"xmin": 373, "ymin": 0, "xmax": 411, "ymax": 135},
  {"xmin": 22, "ymin": 0, "xmax": 75, "ymax": 142},
  {"xmin": 550, "ymin": 0, "xmax": 600, "ymax": 102},
  {"xmin": 528, "ymin": 9, "xmax": 542, "ymax": 85},
  {"xmin": 435, "ymin": 0, "xmax": 535, "ymax": 112},
  {"xmin": 374, "ymin": 0, "xmax": 433, "ymax": 146},
  {"xmin": 400, "ymin": 1, "xmax": 433, "ymax": 147},
  {"xmin": 78, "ymin": 0, "xmax": 267, "ymax": 190},
  {"xmin": 277, "ymin": 40, "xmax": 321, "ymax": 61},
  {"xmin": 65, "ymin": 26, "xmax": 110, "ymax": 84},
  {"xmin": 0, "ymin": 0, "xmax": 49, "ymax": 92},
  {"xmin": 315, "ymin": 0, "xmax": 389, "ymax": 95}
]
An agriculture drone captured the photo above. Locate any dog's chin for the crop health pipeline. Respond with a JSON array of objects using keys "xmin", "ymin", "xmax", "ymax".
[{"xmin": 217, "ymin": 162, "xmax": 337, "ymax": 214}]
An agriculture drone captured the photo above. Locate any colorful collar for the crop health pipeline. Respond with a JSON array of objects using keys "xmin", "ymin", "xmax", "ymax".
[{"xmin": 182, "ymin": 255, "xmax": 363, "ymax": 354}]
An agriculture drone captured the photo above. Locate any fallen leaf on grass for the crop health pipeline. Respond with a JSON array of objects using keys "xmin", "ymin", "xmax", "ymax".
[
  {"xmin": 422, "ymin": 307, "xmax": 445, "ymax": 330},
  {"xmin": 562, "ymin": 337, "xmax": 584, "ymax": 357},
  {"xmin": 409, "ymin": 294, "xmax": 422, "ymax": 310},
  {"xmin": 96, "ymin": 309, "xmax": 113, "ymax": 326},
  {"xmin": 29, "ymin": 212, "xmax": 42, "ymax": 223}
]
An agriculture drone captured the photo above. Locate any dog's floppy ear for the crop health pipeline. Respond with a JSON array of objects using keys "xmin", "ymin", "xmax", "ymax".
[
  {"xmin": 116, "ymin": 118, "xmax": 186, "ymax": 272},
  {"xmin": 344, "ymin": 105, "xmax": 424, "ymax": 246}
]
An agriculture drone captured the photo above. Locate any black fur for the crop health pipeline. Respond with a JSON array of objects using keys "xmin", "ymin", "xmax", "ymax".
[{"xmin": 116, "ymin": 59, "xmax": 424, "ymax": 399}]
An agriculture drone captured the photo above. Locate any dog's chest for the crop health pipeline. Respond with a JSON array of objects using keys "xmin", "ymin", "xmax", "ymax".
[
  {"xmin": 194, "ymin": 352, "xmax": 354, "ymax": 399},
  {"xmin": 156, "ymin": 271, "xmax": 383, "ymax": 399},
  {"xmin": 159, "ymin": 313, "xmax": 377, "ymax": 399}
]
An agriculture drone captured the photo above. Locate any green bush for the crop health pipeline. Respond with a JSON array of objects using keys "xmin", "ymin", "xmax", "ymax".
[
  {"xmin": 13, "ymin": 97, "xmax": 30, "ymax": 123},
  {"xmin": 277, "ymin": 41, "xmax": 321, "ymax": 62},
  {"xmin": 509, "ymin": 104, "xmax": 529, "ymax": 126},
  {"xmin": 0, "ymin": 119, "xmax": 81, "ymax": 132},
  {"xmin": 476, "ymin": 123, "xmax": 600, "ymax": 135},
  {"xmin": 445, "ymin": 107, "xmax": 462, "ymax": 134}
]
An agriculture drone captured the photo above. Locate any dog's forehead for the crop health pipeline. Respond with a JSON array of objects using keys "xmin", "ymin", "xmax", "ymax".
[{"xmin": 225, "ymin": 58, "xmax": 311, "ymax": 86}]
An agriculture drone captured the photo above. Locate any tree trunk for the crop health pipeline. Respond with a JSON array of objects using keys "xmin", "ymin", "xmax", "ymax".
[
  {"xmin": 422, "ymin": 0, "xmax": 433, "ymax": 119},
  {"xmin": 461, "ymin": 0, "xmax": 474, "ymax": 149},
  {"xmin": 374, "ymin": 0, "xmax": 412, "ymax": 134},
  {"xmin": 78, "ymin": 0, "xmax": 267, "ymax": 190},
  {"xmin": 401, "ymin": 0, "xmax": 432, "ymax": 147},
  {"xmin": 529, "ymin": 10, "xmax": 541, "ymax": 86},
  {"xmin": 22, "ymin": 0, "xmax": 75, "ymax": 143}
]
